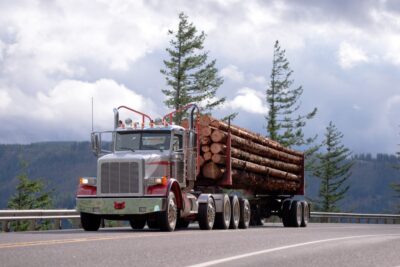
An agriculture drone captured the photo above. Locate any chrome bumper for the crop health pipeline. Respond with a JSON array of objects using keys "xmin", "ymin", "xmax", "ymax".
[{"xmin": 76, "ymin": 197, "xmax": 166, "ymax": 215}]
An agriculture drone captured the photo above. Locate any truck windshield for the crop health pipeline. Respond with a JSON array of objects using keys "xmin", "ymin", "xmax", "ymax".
[{"xmin": 115, "ymin": 131, "xmax": 171, "ymax": 151}]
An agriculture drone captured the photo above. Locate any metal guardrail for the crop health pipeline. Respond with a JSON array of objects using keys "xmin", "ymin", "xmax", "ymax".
[
  {"xmin": 1, "ymin": 210, "xmax": 399, "ymax": 232},
  {"xmin": 0, "ymin": 210, "xmax": 79, "ymax": 232},
  {"xmin": 310, "ymin": 212, "xmax": 400, "ymax": 224}
]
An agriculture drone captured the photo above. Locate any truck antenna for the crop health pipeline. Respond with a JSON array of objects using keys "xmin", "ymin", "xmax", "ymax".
[{"xmin": 91, "ymin": 97, "xmax": 94, "ymax": 132}]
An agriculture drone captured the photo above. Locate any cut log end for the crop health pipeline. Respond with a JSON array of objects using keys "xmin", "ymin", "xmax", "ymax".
[{"xmin": 202, "ymin": 162, "xmax": 224, "ymax": 179}]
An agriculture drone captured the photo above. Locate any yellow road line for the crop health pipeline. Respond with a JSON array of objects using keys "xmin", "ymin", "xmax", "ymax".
[{"xmin": 0, "ymin": 232, "xmax": 178, "ymax": 249}]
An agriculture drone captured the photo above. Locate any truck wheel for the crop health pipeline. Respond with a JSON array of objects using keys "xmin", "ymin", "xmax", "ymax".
[
  {"xmin": 301, "ymin": 201, "xmax": 309, "ymax": 227},
  {"xmin": 282, "ymin": 200, "xmax": 292, "ymax": 227},
  {"xmin": 81, "ymin": 212, "xmax": 101, "ymax": 231},
  {"xmin": 239, "ymin": 199, "xmax": 251, "ymax": 229},
  {"xmin": 129, "ymin": 216, "xmax": 146, "ymax": 230},
  {"xmin": 198, "ymin": 197, "xmax": 216, "ymax": 230},
  {"xmin": 214, "ymin": 194, "xmax": 231, "ymax": 229},
  {"xmin": 147, "ymin": 218, "xmax": 159, "ymax": 230},
  {"xmin": 229, "ymin": 195, "xmax": 240, "ymax": 229},
  {"xmin": 159, "ymin": 191, "xmax": 178, "ymax": 231},
  {"xmin": 290, "ymin": 200, "xmax": 302, "ymax": 227},
  {"xmin": 249, "ymin": 204, "xmax": 263, "ymax": 226}
]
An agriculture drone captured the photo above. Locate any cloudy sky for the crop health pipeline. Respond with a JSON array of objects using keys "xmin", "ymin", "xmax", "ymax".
[{"xmin": 0, "ymin": 0, "xmax": 399, "ymax": 154}]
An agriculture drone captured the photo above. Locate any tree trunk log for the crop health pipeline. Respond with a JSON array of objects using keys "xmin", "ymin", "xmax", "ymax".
[
  {"xmin": 231, "ymin": 157, "xmax": 299, "ymax": 181},
  {"xmin": 210, "ymin": 129, "xmax": 227, "ymax": 143},
  {"xmin": 200, "ymin": 127, "xmax": 212, "ymax": 137},
  {"xmin": 209, "ymin": 118, "xmax": 303, "ymax": 157},
  {"xmin": 230, "ymin": 133, "xmax": 302, "ymax": 164},
  {"xmin": 202, "ymin": 162, "xmax": 225, "ymax": 179},
  {"xmin": 210, "ymin": 143, "xmax": 226, "ymax": 154},
  {"xmin": 203, "ymin": 151, "xmax": 212, "ymax": 161},
  {"xmin": 211, "ymin": 154, "xmax": 226, "ymax": 164},
  {"xmin": 201, "ymin": 145, "xmax": 210, "ymax": 153},
  {"xmin": 199, "ymin": 115, "xmax": 212, "ymax": 127},
  {"xmin": 231, "ymin": 169, "xmax": 299, "ymax": 192},
  {"xmin": 198, "ymin": 155, "xmax": 205, "ymax": 167},
  {"xmin": 230, "ymin": 147, "xmax": 301, "ymax": 173},
  {"xmin": 200, "ymin": 136, "xmax": 211, "ymax": 145}
]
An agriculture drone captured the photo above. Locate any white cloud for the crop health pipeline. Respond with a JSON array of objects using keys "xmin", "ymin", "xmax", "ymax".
[
  {"xmin": 0, "ymin": 89, "xmax": 11, "ymax": 110},
  {"xmin": 0, "ymin": 0, "xmax": 173, "ymax": 80},
  {"xmin": 0, "ymin": 79, "xmax": 157, "ymax": 142},
  {"xmin": 223, "ymin": 87, "xmax": 268, "ymax": 114},
  {"xmin": 248, "ymin": 74, "xmax": 266, "ymax": 85},
  {"xmin": 338, "ymin": 41, "xmax": 369, "ymax": 69},
  {"xmin": 220, "ymin": 65, "xmax": 245, "ymax": 82},
  {"xmin": 0, "ymin": 1, "xmax": 399, "ymax": 153}
]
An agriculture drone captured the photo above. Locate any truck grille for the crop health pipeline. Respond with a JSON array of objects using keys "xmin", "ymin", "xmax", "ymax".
[{"xmin": 100, "ymin": 162, "xmax": 140, "ymax": 194}]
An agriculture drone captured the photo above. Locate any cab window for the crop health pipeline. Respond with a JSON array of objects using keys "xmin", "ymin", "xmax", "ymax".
[{"xmin": 173, "ymin": 134, "xmax": 183, "ymax": 151}]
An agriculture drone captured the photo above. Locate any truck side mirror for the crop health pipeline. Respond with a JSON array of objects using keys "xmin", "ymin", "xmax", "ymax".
[{"xmin": 91, "ymin": 133, "xmax": 100, "ymax": 156}]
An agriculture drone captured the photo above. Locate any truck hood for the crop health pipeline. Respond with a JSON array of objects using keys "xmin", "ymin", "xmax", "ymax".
[
  {"xmin": 98, "ymin": 151, "xmax": 171, "ymax": 179},
  {"xmin": 99, "ymin": 151, "xmax": 169, "ymax": 163}
]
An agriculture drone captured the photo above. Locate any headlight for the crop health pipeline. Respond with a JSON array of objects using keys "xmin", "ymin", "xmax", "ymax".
[
  {"xmin": 147, "ymin": 176, "xmax": 168, "ymax": 186},
  {"xmin": 79, "ymin": 177, "xmax": 97, "ymax": 186}
]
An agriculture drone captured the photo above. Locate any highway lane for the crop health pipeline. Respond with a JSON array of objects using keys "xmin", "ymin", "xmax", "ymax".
[{"xmin": 1, "ymin": 223, "xmax": 400, "ymax": 267}]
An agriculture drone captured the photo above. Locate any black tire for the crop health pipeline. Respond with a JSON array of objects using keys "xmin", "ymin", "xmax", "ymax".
[
  {"xmin": 249, "ymin": 204, "xmax": 263, "ymax": 226},
  {"xmin": 239, "ymin": 199, "xmax": 251, "ymax": 229},
  {"xmin": 129, "ymin": 216, "xmax": 146, "ymax": 230},
  {"xmin": 282, "ymin": 200, "xmax": 292, "ymax": 227},
  {"xmin": 159, "ymin": 191, "xmax": 178, "ymax": 231},
  {"xmin": 290, "ymin": 200, "xmax": 302, "ymax": 227},
  {"xmin": 147, "ymin": 218, "xmax": 159, "ymax": 229},
  {"xmin": 214, "ymin": 194, "xmax": 231, "ymax": 229},
  {"xmin": 177, "ymin": 215, "xmax": 190, "ymax": 229},
  {"xmin": 81, "ymin": 212, "xmax": 101, "ymax": 231},
  {"xmin": 229, "ymin": 195, "xmax": 240, "ymax": 229},
  {"xmin": 301, "ymin": 201, "xmax": 309, "ymax": 227},
  {"xmin": 198, "ymin": 197, "xmax": 216, "ymax": 230}
]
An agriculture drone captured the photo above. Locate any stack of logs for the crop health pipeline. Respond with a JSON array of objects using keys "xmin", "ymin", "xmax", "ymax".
[{"xmin": 195, "ymin": 115, "xmax": 304, "ymax": 194}]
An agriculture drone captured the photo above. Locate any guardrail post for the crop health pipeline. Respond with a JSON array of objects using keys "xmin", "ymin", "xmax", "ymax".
[
  {"xmin": 29, "ymin": 220, "xmax": 36, "ymax": 231},
  {"xmin": 2, "ymin": 220, "xmax": 10, "ymax": 232},
  {"xmin": 53, "ymin": 219, "xmax": 62, "ymax": 230}
]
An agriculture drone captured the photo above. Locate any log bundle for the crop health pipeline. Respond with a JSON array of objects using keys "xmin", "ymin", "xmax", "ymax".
[{"xmin": 193, "ymin": 115, "xmax": 304, "ymax": 194}]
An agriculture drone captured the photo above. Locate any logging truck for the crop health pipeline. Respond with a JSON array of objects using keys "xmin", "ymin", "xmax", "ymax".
[{"xmin": 76, "ymin": 104, "xmax": 309, "ymax": 231}]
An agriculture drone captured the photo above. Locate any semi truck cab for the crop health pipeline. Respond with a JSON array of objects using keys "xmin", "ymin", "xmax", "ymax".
[{"xmin": 76, "ymin": 104, "xmax": 246, "ymax": 231}]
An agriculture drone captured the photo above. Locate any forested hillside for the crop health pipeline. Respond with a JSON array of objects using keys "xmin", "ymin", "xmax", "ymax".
[
  {"xmin": 306, "ymin": 153, "xmax": 399, "ymax": 213},
  {"xmin": 0, "ymin": 142, "xmax": 399, "ymax": 213},
  {"xmin": 0, "ymin": 142, "xmax": 96, "ymax": 209}
]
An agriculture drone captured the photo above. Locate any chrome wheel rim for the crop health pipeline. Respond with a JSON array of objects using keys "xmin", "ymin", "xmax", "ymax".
[
  {"xmin": 168, "ymin": 196, "xmax": 177, "ymax": 229},
  {"xmin": 296, "ymin": 203, "xmax": 302, "ymax": 225},
  {"xmin": 233, "ymin": 201, "xmax": 240, "ymax": 225},
  {"xmin": 207, "ymin": 200, "xmax": 216, "ymax": 227},
  {"xmin": 224, "ymin": 200, "xmax": 231, "ymax": 226}
]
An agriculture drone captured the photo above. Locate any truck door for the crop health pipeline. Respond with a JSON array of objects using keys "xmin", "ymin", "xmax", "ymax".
[{"xmin": 172, "ymin": 133, "xmax": 185, "ymax": 186}]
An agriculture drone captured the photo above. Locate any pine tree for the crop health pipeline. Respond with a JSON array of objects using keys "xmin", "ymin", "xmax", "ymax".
[
  {"xmin": 161, "ymin": 12, "xmax": 224, "ymax": 124},
  {"xmin": 391, "ymin": 133, "xmax": 400, "ymax": 212},
  {"xmin": 265, "ymin": 40, "xmax": 317, "ymax": 148},
  {"xmin": 313, "ymin": 122, "xmax": 353, "ymax": 212},
  {"xmin": 7, "ymin": 161, "xmax": 53, "ymax": 231}
]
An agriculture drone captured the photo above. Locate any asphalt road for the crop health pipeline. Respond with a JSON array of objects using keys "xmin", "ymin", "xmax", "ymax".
[{"xmin": 1, "ymin": 223, "xmax": 400, "ymax": 267}]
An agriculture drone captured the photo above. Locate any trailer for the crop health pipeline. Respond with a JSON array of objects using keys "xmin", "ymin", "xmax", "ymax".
[{"xmin": 76, "ymin": 104, "xmax": 309, "ymax": 231}]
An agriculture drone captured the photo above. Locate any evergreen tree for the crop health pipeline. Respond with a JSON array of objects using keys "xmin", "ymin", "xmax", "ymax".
[
  {"xmin": 391, "ymin": 134, "xmax": 400, "ymax": 212},
  {"xmin": 7, "ymin": 162, "xmax": 53, "ymax": 231},
  {"xmin": 313, "ymin": 122, "xmax": 353, "ymax": 212},
  {"xmin": 265, "ymin": 40, "xmax": 317, "ymax": 148},
  {"xmin": 161, "ymin": 12, "xmax": 224, "ymax": 124}
]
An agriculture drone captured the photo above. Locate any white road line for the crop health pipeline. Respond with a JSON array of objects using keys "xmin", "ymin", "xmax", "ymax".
[{"xmin": 188, "ymin": 234, "xmax": 400, "ymax": 267}]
